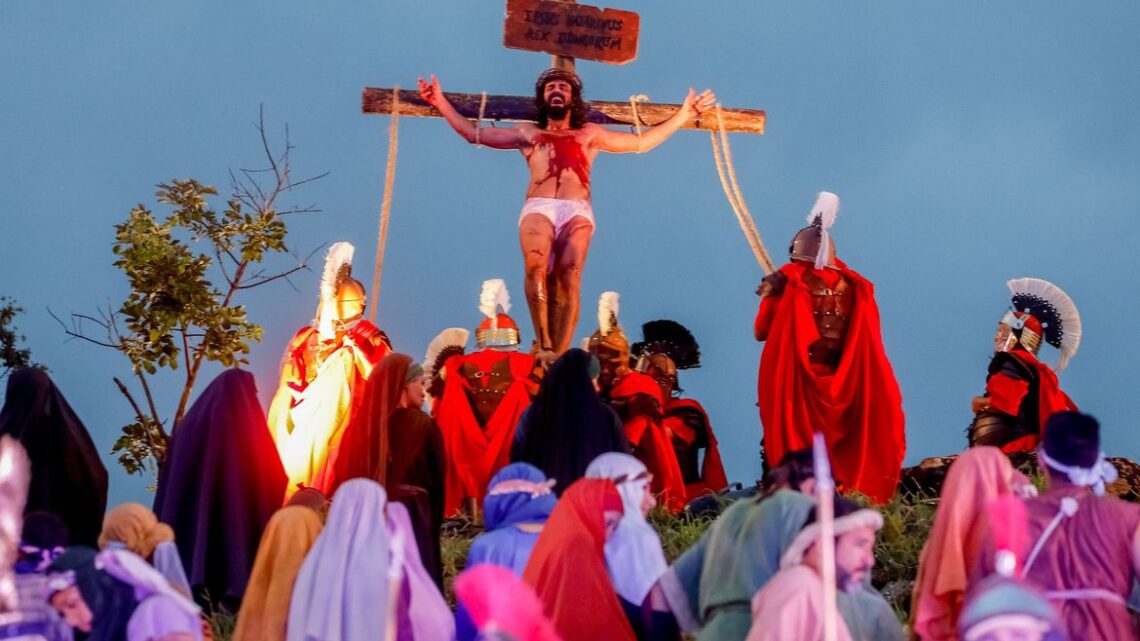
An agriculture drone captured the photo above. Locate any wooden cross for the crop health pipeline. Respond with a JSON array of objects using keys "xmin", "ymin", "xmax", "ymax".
[
  {"xmin": 360, "ymin": 0, "xmax": 769, "ymax": 315},
  {"xmin": 361, "ymin": 0, "xmax": 766, "ymax": 134}
]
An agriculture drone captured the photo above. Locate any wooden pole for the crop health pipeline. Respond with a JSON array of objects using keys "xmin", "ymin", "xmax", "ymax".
[
  {"xmin": 812, "ymin": 433, "xmax": 839, "ymax": 641},
  {"xmin": 362, "ymin": 87, "xmax": 765, "ymax": 135}
]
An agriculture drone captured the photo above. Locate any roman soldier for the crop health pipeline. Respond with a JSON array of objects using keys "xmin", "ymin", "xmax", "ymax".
[
  {"xmin": 631, "ymin": 319, "xmax": 728, "ymax": 503},
  {"xmin": 268, "ymin": 241, "xmax": 392, "ymax": 498},
  {"xmin": 754, "ymin": 192, "xmax": 905, "ymax": 504},
  {"xmin": 968, "ymin": 277, "xmax": 1081, "ymax": 451},
  {"xmin": 428, "ymin": 279, "xmax": 540, "ymax": 516},
  {"xmin": 584, "ymin": 293, "xmax": 687, "ymax": 511}
]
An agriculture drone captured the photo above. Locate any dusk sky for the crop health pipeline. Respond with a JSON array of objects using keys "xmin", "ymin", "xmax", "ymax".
[{"xmin": 3, "ymin": 1, "xmax": 1138, "ymax": 506}]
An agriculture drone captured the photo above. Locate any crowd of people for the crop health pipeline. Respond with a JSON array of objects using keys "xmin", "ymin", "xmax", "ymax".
[{"xmin": 0, "ymin": 66, "xmax": 1133, "ymax": 641}]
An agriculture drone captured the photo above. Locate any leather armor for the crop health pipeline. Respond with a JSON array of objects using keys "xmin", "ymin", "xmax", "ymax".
[
  {"xmin": 968, "ymin": 353, "xmax": 1038, "ymax": 448},
  {"xmin": 802, "ymin": 270, "xmax": 851, "ymax": 369},
  {"xmin": 459, "ymin": 356, "xmax": 519, "ymax": 428}
]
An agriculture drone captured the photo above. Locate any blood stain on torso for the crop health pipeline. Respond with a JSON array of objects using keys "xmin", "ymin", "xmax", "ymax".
[{"xmin": 530, "ymin": 132, "xmax": 591, "ymax": 192}]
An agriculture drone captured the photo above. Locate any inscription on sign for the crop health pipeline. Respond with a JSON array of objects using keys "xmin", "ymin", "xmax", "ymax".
[{"xmin": 504, "ymin": 0, "xmax": 640, "ymax": 65}]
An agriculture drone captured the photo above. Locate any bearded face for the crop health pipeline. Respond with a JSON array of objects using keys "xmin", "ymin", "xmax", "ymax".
[{"xmin": 543, "ymin": 79, "xmax": 573, "ymax": 121}]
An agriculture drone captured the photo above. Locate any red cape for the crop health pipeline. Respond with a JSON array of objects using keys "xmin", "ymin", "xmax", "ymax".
[
  {"xmin": 610, "ymin": 372, "xmax": 687, "ymax": 512},
  {"xmin": 756, "ymin": 260, "xmax": 906, "ymax": 503},
  {"xmin": 435, "ymin": 349, "xmax": 536, "ymax": 516},
  {"xmin": 986, "ymin": 350, "xmax": 1076, "ymax": 453},
  {"xmin": 665, "ymin": 397, "xmax": 729, "ymax": 501}
]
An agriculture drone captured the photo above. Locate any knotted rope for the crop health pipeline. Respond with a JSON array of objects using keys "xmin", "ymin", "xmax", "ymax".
[
  {"xmin": 709, "ymin": 103, "xmax": 775, "ymax": 274},
  {"xmin": 629, "ymin": 94, "xmax": 650, "ymax": 152},
  {"xmin": 370, "ymin": 86, "xmax": 399, "ymax": 322},
  {"xmin": 474, "ymin": 90, "xmax": 488, "ymax": 147}
]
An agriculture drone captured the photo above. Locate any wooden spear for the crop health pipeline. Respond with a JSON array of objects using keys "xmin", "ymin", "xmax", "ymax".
[{"xmin": 812, "ymin": 432, "xmax": 839, "ymax": 641}]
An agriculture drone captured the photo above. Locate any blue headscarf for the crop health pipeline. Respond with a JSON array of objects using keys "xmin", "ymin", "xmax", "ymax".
[{"xmin": 483, "ymin": 463, "xmax": 557, "ymax": 531}]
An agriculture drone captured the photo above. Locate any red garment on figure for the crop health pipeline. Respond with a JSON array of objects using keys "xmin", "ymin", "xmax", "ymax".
[
  {"xmin": 985, "ymin": 350, "xmax": 1076, "ymax": 453},
  {"xmin": 610, "ymin": 372, "xmax": 687, "ymax": 512},
  {"xmin": 665, "ymin": 398, "xmax": 729, "ymax": 501},
  {"xmin": 435, "ymin": 350, "xmax": 537, "ymax": 516},
  {"xmin": 523, "ymin": 479, "xmax": 636, "ymax": 641},
  {"xmin": 755, "ymin": 259, "xmax": 905, "ymax": 504}
]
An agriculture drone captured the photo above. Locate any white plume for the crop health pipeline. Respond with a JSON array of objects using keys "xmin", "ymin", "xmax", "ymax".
[
  {"xmin": 320, "ymin": 242, "xmax": 355, "ymax": 303},
  {"xmin": 479, "ymin": 279, "xmax": 510, "ymax": 319},
  {"xmin": 808, "ymin": 192, "xmax": 840, "ymax": 269},
  {"xmin": 423, "ymin": 328, "xmax": 469, "ymax": 383},
  {"xmin": 1006, "ymin": 277, "xmax": 1082, "ymax": 372},
  {"xmin": 598, "ymin": 291, "xmax": 620, "ymax": 336}
]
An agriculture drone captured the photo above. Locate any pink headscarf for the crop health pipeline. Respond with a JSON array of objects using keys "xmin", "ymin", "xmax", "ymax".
[
  {"xmin": 457, "ymin": 564, "xmax": 562, "ymax": 641},
  {"xmin": 911, "ymin": 447, "xmax": 1019, "ymax": 640}
]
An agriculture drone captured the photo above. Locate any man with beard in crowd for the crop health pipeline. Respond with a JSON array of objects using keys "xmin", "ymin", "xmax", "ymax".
[{"xmin": 418, "ymin": 69, "xmax": 715, "ymax": 360}]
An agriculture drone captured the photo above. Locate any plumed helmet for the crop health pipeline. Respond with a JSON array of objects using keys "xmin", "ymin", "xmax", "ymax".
[
  {"xmin": 476, "ymin": 279, "xmax": 521, "ymax": 350},
  {"xmin": 998, "ymin": 278, "xmax": 1082, "ymax": 371},
  {"xmin": 585, "ymin": 292, "xmax": 629, "ymax": 357},
  {"xmin": 789, "ymin": 192, "xmax": 840, "ymax": 268},
  {"xmin": 631, "ymin": 320, "xmax": 701, "ymax": 370}
]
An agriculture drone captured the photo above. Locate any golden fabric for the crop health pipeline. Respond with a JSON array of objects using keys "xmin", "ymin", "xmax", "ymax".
[
  {"xmin": 232, "ymin": 506, "xmax": 324, "ymax": 641},
  {"xmin": 97, "ymin": 503, "xmax": 174, "ymax": 559}
]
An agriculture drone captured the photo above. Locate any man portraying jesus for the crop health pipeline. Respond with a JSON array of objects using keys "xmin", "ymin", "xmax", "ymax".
[{"xmin": 418, "ymin": 68, "xmax": 715, "ymax": 360}]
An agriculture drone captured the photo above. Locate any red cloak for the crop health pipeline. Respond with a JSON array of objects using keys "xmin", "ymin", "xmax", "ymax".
[
  {"xmin": 664, "ymin": 398, "xmax": 729, "ymax": 501},
  {"xmin": 755, "ymin": 259, "xmax": 905, "ymax": 503},
  {"xmin": 610, "ymin": 372, "xmax": 687, "ymax": 512},
  {"xmin": 435, "ymin": 350, "xmax": 537, "ymax": 516},
  {"xmin": 985, "ymin": 349, "xmax": 1076, "ymax": 453}
]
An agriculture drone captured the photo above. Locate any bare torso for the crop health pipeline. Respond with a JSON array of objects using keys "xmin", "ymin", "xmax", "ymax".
[{"xmin": 518, "ymin": 123, "xmax": 600, "ymax": 201}]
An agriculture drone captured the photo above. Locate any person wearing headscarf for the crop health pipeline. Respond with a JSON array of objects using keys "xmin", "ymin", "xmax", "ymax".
[
  {"xmin": 660, "ymin": 450, "xmax": 902, "ymax": 641},
  {"xmin": 910, "ymin": 447, "xmax": 1020, "ymax": 640},
  {"xmin": 1019, "ymin": 411, "xmax": 1140, "ymax": 641},
  {"xmin": 0, "ymin": 368, "xmax": 108, "ymax": 546},
  {"xmin": 467, "ymin": 463, "xmax": 557, "ymax": 575},
  {"xmin": 331, "ymin": 353, "xmax": 446, "ymax": 584},
  {"xmin": 745, "ymin": 497, "xmax": 883, "ymax": 641},
  {"xmin": 523, "ymin": 478, "xmax": 635, "ymax": 641},
  {"xmin": 153, "ymin": 369, "xmax": 286, "ymax": 605},
  {"xmin": 287, "ymin": 479, "xmax": 390, "ymax": 641},
  {"xmin": 584, "ymin": 453, "xmax": 677, "ymax": 640},
  {"xmin": 47, "ymin": 547, "xmax": 202, "ymax": 641},
  {"xmin": 512, "ymin": 349, "xmax": 628, "ymax": 493},
  {"xmin": 98, "ymin": 503, "xmax": 190, "ymax": 598},
  {"xmin": 284, "ymin": 486, "xmax": 329, "ymax": 518},
  {"xmin": 4, "ymin": 512, "xmax": 70, "ymax": 641},
  {"xmin": 457, "ymin": 464, "xmax": 557, "ymax": 641},
  {"xmin": 231, "ymin": 507, "xmax": 323, "ymax": 641},
  {"xmin": 387, "ymin": 501, "xmax": 455, "ymax": 641},
  {"xmin": 456, "ymin": 564, "xmax": 562, "ymax": 641}
]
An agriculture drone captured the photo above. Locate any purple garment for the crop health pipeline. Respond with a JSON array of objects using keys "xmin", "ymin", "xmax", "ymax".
[
  {"xmin": 1023, "ymin": 485, "xmax": 1140, "ymax": 641},
  {"xmin": 153, "ymin": 369, "xmax": 287, "ymax": 603},
  {"xmin": 467, "ymin": 463, "xmax": 556, "ymax": 576},
  {"xmin": 388, "ymin": 502, "xmax": 455, "ymax": 641},
  {"xmin": 127, "ymin": 595, "xmax": 203, "ymax": 641}
]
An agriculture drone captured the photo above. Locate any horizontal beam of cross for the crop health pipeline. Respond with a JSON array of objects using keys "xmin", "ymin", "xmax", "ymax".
[{"xmin": 362, "ymin": 87, "xmax": 765, "ymax": 135}]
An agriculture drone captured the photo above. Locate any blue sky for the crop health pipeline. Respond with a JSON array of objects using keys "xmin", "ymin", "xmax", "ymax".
[{"xmin": 3, "ymin": 1, "xmax": 1138, "ymax": 506}]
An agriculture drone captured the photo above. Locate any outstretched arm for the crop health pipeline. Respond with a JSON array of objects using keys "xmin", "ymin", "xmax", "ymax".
[
  {"xmin": 418, "ymin": 75, "xmax": 527, "ymax": 150},
  {"xmin": 593, "ymin": 88, "xmax": 716, "ymax": 154}
]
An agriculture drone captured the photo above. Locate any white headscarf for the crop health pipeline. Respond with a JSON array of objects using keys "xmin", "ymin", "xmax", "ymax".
[
  {"xmin": 287, "ymin": 479, "xmax": 390, "ymax": 641},
  {"xmin": 96, "ymin": 548, "xmax": 200, "ymax": 617},
  {"xmin": 585, "ymin": 452, "xmax": 668, "ymax": 605}
]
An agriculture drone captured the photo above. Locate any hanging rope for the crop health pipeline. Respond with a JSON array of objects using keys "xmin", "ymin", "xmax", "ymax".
[
  {"xmin": 710, "ymin": 103, "xmax": 775, "ymax": 274},
  {"xmin": 370, "ymin": 86, "xmax": 400, "ymax": 322},
  {"xmin": 474, "ymin": 90, "xmax": 488, "ymax": 147},
  {"xmin": 629, "ymin": 94, "xmax": 650, "ymax": 152}
]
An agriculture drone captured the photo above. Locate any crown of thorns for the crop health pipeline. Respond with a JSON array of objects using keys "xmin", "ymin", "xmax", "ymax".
[{"xmin": 536, "ymin": 68, "xmax": 583, "ymax": 93}]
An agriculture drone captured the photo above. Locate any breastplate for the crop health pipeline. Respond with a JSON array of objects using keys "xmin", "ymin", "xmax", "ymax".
[
  {"xmin": 459, "ymin": 357, "xmax": 517, "ymax": 427},
  {"xmin": 803, "ymin": 271, "xmax": 852, "ymax": 368}
]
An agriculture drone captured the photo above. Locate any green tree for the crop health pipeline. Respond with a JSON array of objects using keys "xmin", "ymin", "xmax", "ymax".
[
  {"xmin": 0, "ymin": 296, "xmax": 47, "ymax": 381},
  {"xmin": 57, "ymin": 114, "xmax": 325, "ymax": 475}
]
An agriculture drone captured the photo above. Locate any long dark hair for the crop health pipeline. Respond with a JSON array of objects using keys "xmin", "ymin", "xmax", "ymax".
[
  {"xmin": 535, "ymin": 75, "xmax": 589, "ymax": 129},
  {"xmin": 760, "ymin": 447, "xmax": 815, "ymax": 500}
]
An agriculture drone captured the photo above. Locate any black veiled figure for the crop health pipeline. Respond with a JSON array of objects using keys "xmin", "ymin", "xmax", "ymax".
[
  {"xmin": 0, "ymin": 368, "xmax": 108, "ymax": 546},
  {"xmin": 511, "ymin": 348, "xmax": 629, "ymax": 494},
  {"xmin": 153, "ymin": 369, "xmax": 286, "ymax": 606}
]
